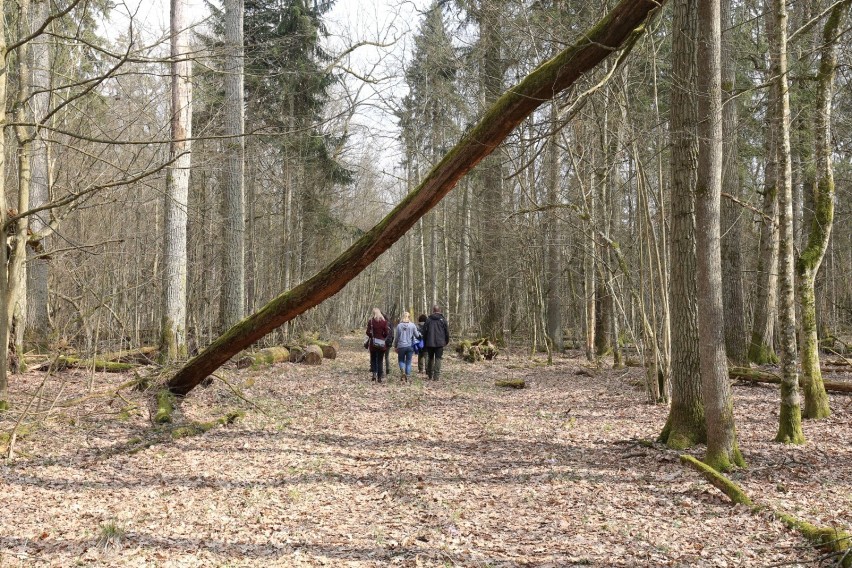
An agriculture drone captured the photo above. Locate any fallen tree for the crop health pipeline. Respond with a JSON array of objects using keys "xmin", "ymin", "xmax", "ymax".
[
  {"xmin": 166, "ymin": 0, "xmax": 667, "ymax": 397},
  {"xmin": 730, "ymin": 367, "xmax": 852, "ymax": 394}
]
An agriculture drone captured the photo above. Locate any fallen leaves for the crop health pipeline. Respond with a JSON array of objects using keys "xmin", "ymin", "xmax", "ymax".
[{"xmin": 0, "ymin": 341, "xmax": 848, "ymax": 566}]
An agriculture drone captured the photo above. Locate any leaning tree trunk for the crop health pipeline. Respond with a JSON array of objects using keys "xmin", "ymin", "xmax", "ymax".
[
  {"xmin": 696, "ymin": 0, "xmax": 744, "ymax": 470},
  {"xmin": 771, "ymin": 0, "xmax": 805, "ymax": 445},
  {"xmin": 166, "ymin": 0, "xmax": 668, "ymax": 396},
  {"xmin": 160, "ymin": 0, "xmax": 193, "ymax": 362},
  {"xmin": 660, "ymin": 0, "xmax": 705, "ymax": 450},
  {"xmin": 795, "ymin": 1, "xmax": 848, "ymax": 420}
]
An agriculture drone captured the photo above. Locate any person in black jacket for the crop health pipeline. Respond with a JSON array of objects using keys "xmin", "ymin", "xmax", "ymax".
[{"xmin": 422, "ymin": 305, "xmax": 450, "ymax": 380}]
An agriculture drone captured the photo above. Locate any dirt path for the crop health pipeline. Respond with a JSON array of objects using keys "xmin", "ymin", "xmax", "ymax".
[{"xmin": 1, "ymin": 339, "xmax": 849, "ymax": 566}]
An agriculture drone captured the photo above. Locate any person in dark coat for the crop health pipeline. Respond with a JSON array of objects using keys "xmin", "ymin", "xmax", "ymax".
[
  {"xmin": 422, "ymin": 305, "xmax": 450, "ymax": 380},
  {"xmin": 366, "ymin": 307, "xmax": 389, "ymax": 382}
]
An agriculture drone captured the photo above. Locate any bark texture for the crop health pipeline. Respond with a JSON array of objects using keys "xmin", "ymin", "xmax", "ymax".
[
  {"xmin": 221, "ymin": 0, "xmax": 246, "ymax": 329},
  {"xmin": 25, "ymin": 0, "xmax": 50, "ymax": 348},
  {"xmin": 749, "ymin": 29, "xmax": 780, "ymax": 366},
  {"xmin": 795, "ymin": 1, "xmax": 849, "ymax": 420},
  {"xmin": 161, "ymin": 0, "xmax": 193, "ymax": 362},
  {"xmin": 167, "ymin": 0, "xmax": 667, "ymax": 396},
  {"xmin": 771, "ymin": 0, "xmax": 805, "ymax": 445},
  {"xmin": 696, "ymin": 0, "xmax": 743, "ymax": 470},
  {"xmin": 720, "ymin": 0, "xmax": 748, "ymax": 366},
  {"xmin": 660, "ymin": 0, "xmax": 704, "ymax": 450}
]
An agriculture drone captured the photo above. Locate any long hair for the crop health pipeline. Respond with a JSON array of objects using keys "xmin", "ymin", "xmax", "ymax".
[
  {"xmin": 371, "ymin": 307, "xmax": 385, "ymax": 321},
  {"xmin": 401, "ymin": 311, "xmax": 411, "ymax": 323}
]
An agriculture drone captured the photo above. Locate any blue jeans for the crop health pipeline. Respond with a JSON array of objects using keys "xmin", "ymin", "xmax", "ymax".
[
  {"xmin": 397, "ymin": 346, "xmax": 414, "ymax": 375},
  {"xmin": 370, "ymin": 350, "xmax": 385, "ymax": 378}
]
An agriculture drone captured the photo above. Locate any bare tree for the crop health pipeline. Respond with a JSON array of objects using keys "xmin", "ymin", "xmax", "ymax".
[
  {"xmin": 160, "ymin": 0, "xmax": 194, "ymax": 361},
  {"xmin": 696, "ymin": 0, "xmax": 744, "ymax": 470},
  {"xmin": 660, "ymin": 0, "xmax": 704, "ymax": 449},
  {"xmin": 221, "ymin": 0, "xmax": 246, "ymax": 329},
  {"xmin": 720, "ymin": 0, "xmax": 748, "ymax": 366},
  {"xmin": 25, "ymin": 0, "xmax": 51, "ymax": 349},
  {"xmin": 794, "ymin": 1, "xmax": 849, "ymax": 421},
  {"xmin": 771, "ymin": 0, "xmax": 805, "ymax": 445}
]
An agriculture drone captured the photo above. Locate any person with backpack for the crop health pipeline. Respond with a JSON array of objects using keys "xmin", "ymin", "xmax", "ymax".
[
  {"xmin": 393, "ymin": 312, "xmax": 421, "ymax": 382},
  {"xmin": 416, "ymin": 313, "xmax": 428, "ymax": 374},
  {"xmin": 384, "ymin": 312, "xmax": 396, "ymax": 378},
  {"xmin": 366, "ymin": 308, "xmax": 389, "ymax": 382},
  {"xmin": 422, "ymin": 305, "xmax": 450, "ymax": 380}
]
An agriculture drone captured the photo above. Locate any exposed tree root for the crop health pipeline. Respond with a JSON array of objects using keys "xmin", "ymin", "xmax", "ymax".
[{"xmin": 680, "ymin": 454, "xmax": 851, "ymax": 566}]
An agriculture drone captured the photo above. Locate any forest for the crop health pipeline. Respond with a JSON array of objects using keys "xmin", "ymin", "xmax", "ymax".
[{"xmin": 0, "ymin": 0, "xmax": 850, "ymax": 565}]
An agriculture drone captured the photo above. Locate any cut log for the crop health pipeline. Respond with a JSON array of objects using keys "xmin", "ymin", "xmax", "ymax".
[
  {"xmin": 288, "ymin": 346, "xmax": 305, "ymax": 363},
  {"xmin": 165, "ymin": 0, "xmax": 667, "ymax": 397},
  {"xmin": 235, "ymin": 347, "xmax": 290, "ymax": 369},
  {"xmin": 310, "ymin": 341, "xmax": 338, "ymax": 359},
  {"xmin": 302, "ymin": 344, "xmax": 323, "ymax": 365},
  {"xmin": 496, "ymin": 378, "xmax": 526, "ymax": 389},
  {"xmin": 730, "ymin": 366, "xmax": 852, "ymax": 394}
]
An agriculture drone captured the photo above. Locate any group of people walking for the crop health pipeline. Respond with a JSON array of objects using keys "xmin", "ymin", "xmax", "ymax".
[{"xmin": 365, "ymin": 305, "xmax": 450, "ymax": 383}]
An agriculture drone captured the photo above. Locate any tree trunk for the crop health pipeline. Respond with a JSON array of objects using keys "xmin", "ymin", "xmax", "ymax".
[
  {"xmin": 771, "ymin": 0, "xmax": 805, "ymax": 445},
  {"xmin": 476, "ymin": 0, "xmax": 506, "ymax": 342},
  {"xmin": 720, "ymin": 0, "xmax": 748, "ymax": 367},
  {"xmin": 9, "ymin": 0, "xmax": 34, "ymax": 375},
  {"xmin": 660, "ymin": 0, "xmax": 705, "ymax": 450},
  {"xmin": 749, "ymin": 41, "xmax": 780, "ymax": 365},
  {"xmin": 221, "ymin": 0, "xmax": 245, "ymax": 329},
  {"xmin": 25, "ymin": 0, "xmax": 50, "ymax": 350},
  {"xmin": 0, "ymin": 3, "xmax": 9, "ymax": 409},
  {"xmin": 161, "ymin": 0, "xmax": 193, "ymax": 362},
  {"xmin": 166, "ymin": 0, "xmax": 667, "ymax": 396},
  {"xmin": 696, "ymin": 0, "xmax": 744, "ymax": 470},
  {"xmin": 545, "ymin": 102, "xmax": 563, "ymax": 352},
  {"xmin": 795, "ymin": 1, "xmax": 848, "ymax": 420}
]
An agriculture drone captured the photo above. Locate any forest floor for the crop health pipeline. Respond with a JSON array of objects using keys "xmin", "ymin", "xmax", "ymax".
[{"xmin": 0, "ymin": 338, "xmax": 850, "ymax": 567}]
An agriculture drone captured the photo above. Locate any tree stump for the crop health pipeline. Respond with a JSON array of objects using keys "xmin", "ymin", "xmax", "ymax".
[
  {"xmin": 288, "ymin": 346, "xmax": 305, "ymax": 363},
  {"xmin": 310, "ymin": 341, "xmax": 338, "ymax": 359}
]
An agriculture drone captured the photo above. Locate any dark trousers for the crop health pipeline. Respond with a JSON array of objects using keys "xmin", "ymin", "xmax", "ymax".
[
  {"xmin": 370, "ymin": 350, "xmax": 385, "ymax": 378},
  {"xmin": 425, "ymin": 347, "xmax": 444, "ymax": 379}
]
